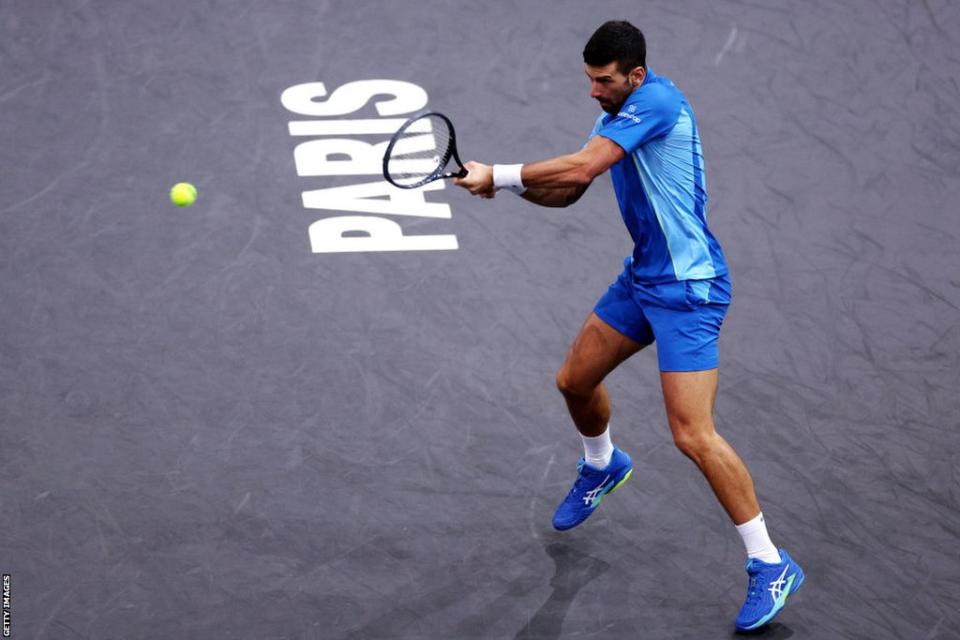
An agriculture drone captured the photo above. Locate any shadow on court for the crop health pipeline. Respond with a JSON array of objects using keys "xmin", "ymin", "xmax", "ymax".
[
  {"xmin": 514, "ymin": 542, "xmax": 611, "ymax": 639},
  {"xmin": 734, "ymin": 621, "xmax": 795, "ymax": 638}
]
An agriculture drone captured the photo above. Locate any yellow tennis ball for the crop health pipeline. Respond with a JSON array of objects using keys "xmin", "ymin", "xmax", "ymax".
[{"xmin": 169, "ymin": 182, "xmax": 197, "ymax": 207}]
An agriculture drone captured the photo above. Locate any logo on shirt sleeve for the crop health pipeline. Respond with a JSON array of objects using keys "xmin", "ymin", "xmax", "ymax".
[{"xmin": 616, "ymin": 104, "xmax": 643, "ymax": 124}]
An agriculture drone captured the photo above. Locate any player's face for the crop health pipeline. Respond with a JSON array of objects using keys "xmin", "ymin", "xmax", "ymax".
[{"xmin": 585, "ymin": 62, "xmax": 645, "ymax": 114}]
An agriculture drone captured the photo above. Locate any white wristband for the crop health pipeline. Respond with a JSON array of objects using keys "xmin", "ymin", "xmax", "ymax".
[{"xmin": 493, "ymin": 164, "xmax": 526, "ymax": 195}]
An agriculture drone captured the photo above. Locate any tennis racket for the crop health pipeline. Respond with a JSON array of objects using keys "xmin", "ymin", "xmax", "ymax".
[{"xmin": 382, "ymin": 110, "xmax": 468, "ymax": 189}]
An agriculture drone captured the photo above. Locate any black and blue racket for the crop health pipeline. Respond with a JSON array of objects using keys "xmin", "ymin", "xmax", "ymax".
[{"xmin": 382, "ymin": 110, "xmax": 468, "ymax": 189}]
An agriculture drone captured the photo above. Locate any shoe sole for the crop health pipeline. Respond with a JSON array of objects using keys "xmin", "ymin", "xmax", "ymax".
[{"xmin": 607, "ymin": 468, "xmax": 633, "ymax": 496}]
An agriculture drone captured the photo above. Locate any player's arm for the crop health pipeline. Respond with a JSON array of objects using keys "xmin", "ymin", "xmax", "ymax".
[
  {"xmin": 455, "ymin": 136, "xmax": 624, "ymax": 206},
  {"xmin": 519, "ymin": 135, "xmax": 624, "ymax": 190},
  {"xmin": 519, "ymin": 185, "xmax": 586, "ymax": 208}
]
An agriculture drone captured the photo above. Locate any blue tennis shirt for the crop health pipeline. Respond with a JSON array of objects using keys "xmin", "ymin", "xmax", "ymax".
[{"xmin": 590, "ymin": 69, "xmax": 728, "ymax": 283}]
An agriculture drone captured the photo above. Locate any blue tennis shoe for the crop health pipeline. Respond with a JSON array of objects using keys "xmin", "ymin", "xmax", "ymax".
[
  {"xmin": 735, "ymin": 548, "xmax": 805, "ymax": 632},
  {"xmin": 552, "ymin": 447, "xmax": 633, "ymax": 531}
]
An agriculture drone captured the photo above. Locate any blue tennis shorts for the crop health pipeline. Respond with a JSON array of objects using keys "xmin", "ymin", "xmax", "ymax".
[{"xmin": 593, "ymin": 258, "xmax": 732, "ymax": 372}]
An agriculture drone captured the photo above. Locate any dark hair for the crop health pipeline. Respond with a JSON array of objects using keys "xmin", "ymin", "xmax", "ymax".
[{"xmin": 583, "ymin": 21, "xmax": 646, "ymax": 75}]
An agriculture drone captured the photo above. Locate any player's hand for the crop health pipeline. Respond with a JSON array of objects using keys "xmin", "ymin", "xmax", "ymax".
[{"xmin": 455, "ymin": 161, "xmax": 496, "ymax": 198}]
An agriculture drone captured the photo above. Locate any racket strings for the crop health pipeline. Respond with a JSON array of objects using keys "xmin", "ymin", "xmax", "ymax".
[{"xmin": 385, "ymin": 114, "xmax": 455, "ymax": 188}]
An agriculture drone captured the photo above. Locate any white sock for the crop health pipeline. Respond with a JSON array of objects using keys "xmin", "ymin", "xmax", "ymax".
[
  {"xmin": 735, "ymin": 512, "xmax": 781, "ymax": 564},
  {"xmin": 581, "ymin": 426, "xmax": 613, "ymax": 469}
]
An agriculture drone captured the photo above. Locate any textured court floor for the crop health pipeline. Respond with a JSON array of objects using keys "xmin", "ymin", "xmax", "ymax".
[{"xmin": 2, "ymin": 1, "xmax": 959, "ymax": 638}]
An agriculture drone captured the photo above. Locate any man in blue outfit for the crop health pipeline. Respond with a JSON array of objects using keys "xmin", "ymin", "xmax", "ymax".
[{"xmin": 454, "ymin": 20, "xmax": 804, "ymax": 632}]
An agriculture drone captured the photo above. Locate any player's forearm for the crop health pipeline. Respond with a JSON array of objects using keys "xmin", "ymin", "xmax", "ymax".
[
  {"xmin": 519, "ymin": 154, "xmax": 594, "ymax": 190},
  {"xmin": 520, "ymin": 186, "xmax": 585, "ymax": 208},
  {"xmin": 470, "ymin": 138, "xmax": 622, "ymax": 199}
]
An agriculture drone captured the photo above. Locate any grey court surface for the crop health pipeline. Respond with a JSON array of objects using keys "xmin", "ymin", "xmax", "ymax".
[{"xmin": 2, "ymin": 1, "xmax": 959, "ymax": 638}]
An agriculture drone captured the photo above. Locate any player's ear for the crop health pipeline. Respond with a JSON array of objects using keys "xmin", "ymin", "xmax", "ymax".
[{"xmin": 630, "ymin": 67, "xmax": 646, "ymax": 87}]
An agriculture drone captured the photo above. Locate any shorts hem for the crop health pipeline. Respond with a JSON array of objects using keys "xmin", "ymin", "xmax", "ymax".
[{"xmin": 657, "ymin": 362, "xmax": 719, "ymax": 373}]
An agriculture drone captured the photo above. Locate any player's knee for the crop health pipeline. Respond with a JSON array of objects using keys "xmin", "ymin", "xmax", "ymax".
[
  {"xmin": 555, "ymin": 366, "xmax": 590, "ymax": 398},
  {"xmin": 672, "ymin": 430, "xmax": 704, "ymax": 461},
  {"xmin": 670, "ymin": 420, "xmax": 713, "ymax": 461},
  {"xmin": 555, "ymin": 368, "xmax": 574, "ymax": 395}
]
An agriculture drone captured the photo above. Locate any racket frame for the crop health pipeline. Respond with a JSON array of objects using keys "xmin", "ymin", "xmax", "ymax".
[{"xmin": 382, "ymin": 110, "xmax": 468, "ymax": 189}]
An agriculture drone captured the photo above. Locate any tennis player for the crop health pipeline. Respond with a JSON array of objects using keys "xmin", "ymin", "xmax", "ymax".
[{"xmin": 454, "ymin": 20, "xmax": 804, "ymax": 632}]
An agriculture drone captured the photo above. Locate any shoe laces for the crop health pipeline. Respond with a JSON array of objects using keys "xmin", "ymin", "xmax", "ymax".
[
  {"xmin": 565, "ymin": 460, "xmax": 590, "ymax": 498},
  {"xmin": 745, "ymin": 574, "xmax": 762, "ymax": 605}
]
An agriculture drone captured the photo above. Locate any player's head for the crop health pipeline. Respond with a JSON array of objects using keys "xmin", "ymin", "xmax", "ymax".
[{"xmin": 583, "ymin": 21, "xmax": 647, "ymax": 114}]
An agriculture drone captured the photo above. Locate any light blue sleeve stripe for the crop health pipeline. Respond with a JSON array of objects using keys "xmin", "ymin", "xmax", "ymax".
[{"xmin": 631, "ymin": 108, "xmax": 717, "ymax": 280}]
